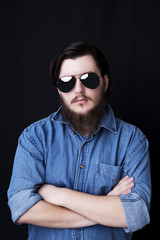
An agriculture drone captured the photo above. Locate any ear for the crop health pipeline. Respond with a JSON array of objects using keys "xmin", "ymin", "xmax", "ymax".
[
  {"xmin": 57, "ymin": 88, "xmax": 61, "ymax": 95},
  {"xmin": 103, "ymin": 74, "xmax": 109, "ymax": 92}
]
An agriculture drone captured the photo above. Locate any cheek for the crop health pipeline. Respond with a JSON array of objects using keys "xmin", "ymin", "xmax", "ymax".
[
  {"xmin": 90, "ymin": 88, "xmax": 103, "ymax": 103},
  {"xmin": 60, "ymin": 93, "xmax": 72, "ymax": 105}
]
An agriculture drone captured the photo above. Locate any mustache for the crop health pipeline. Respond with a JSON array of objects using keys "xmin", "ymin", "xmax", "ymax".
[{"xmin": 71, "ymin": 95, "xmax": 92, "ymax": 104}]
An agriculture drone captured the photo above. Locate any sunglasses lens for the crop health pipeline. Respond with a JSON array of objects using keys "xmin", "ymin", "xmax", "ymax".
[
  {"xmin": 80, "ymin": 73, "xmax": 100, "ymax": 89},
  {"xmin": 58, "ymin": 76, "xmax": 76, "ymax": 93},
  {"xmin": 58, "ymin": 73, "xmax": 100, "ymax": 92}
]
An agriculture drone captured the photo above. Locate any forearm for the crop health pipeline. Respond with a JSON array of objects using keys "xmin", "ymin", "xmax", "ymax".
[
  {"xmin": 38, "ymin": 177, "xmax": 134, "ymax": 228},
  {"xmin": 17, "ymin": 200, "xmax": 96, "ymax": 228},
  {"xmin": 60, "ymin": 189, "xmax": 127, "ymax": 228},
  {"xmin": 39, "ymin": 186, "xmax": 127, "ymax": 228}
]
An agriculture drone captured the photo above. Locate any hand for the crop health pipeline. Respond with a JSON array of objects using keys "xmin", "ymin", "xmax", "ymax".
[{"xmin": 108, "ymin": 175, "xmax": 134, "ymax": 196}]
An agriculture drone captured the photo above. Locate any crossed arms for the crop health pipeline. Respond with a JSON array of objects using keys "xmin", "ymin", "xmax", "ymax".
[{"xmin": 17, "ymin": 176, "xmax": 134, "ymax": 229}]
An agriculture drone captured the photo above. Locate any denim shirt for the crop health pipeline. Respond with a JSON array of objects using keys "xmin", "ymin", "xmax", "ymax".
[{"xmin": 8, "ymin": 105, "xmax": 151, "ymax": 240}]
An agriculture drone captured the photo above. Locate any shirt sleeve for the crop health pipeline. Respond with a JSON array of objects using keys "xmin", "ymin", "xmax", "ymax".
[
  {"xmin": 7, "ymin": 128, "xmax": 45, "ymax": 223},
  {"xmin": 120, "ymin": 130, "xmax": 151, "ymax": 233}
]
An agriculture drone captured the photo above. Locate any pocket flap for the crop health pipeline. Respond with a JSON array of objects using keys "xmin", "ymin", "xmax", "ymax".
[{"xmin": 97, "ymin": 163, "xmax": 122, "ymax": 182}]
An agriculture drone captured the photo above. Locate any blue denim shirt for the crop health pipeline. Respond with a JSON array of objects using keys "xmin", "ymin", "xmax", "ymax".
[{"xmin": 8, "ymin": 105, "xmax": 151, "ymax": 240}]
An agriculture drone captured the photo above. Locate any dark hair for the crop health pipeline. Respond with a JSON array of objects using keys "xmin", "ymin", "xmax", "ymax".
[{"xmin": 50, "ymin": 41, "xmax": 112, "ymax": 94}]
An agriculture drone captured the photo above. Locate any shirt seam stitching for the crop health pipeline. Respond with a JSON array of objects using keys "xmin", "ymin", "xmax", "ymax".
[{"xmin": 24, "ymin": 131, "xmax": 44, "ymax": 156}]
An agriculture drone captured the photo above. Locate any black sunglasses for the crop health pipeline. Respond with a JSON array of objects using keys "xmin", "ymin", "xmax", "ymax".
[{"xmin": 57, "ymin": 72, "xmax": 101, "ymax": 93}]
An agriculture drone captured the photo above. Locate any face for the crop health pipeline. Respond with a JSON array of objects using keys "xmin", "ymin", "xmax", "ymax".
[{"xmin": 58, "ymin": 55, "xmax": 109, "ymax": 115}]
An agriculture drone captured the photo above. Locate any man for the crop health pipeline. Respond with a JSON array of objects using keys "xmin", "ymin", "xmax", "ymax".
[{"xmin": 8, "ymin": 42, "xmax": 151, "ymax": 240}]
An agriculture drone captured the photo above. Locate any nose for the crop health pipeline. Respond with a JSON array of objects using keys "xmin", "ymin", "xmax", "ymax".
[{"xmin": 74, "ymin": 78, "xmax": 85, "ymax": 93}]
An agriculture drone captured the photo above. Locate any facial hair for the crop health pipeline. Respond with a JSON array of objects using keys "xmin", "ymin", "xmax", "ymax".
[{"xmin": 60, "ymin": 92, "xmax": 107, "ymax": 136}]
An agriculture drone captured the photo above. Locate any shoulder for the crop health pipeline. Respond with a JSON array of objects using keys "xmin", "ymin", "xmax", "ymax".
[
  {"xmin": 23, "ymin": 107, "xmax": 65, "ymax": 134},
  {"xmin": 115, "ymin": 117, "xmax": 149, "ymax": 155},
  {"xmin": 17, "ymin": 111, "xmax": 62, "ymax": 155},
  {"xmin": 116, "ymin": 117, "xmax": 146, "ymax": 139},
  {"xmin": 105, "ymin": 105, "xmax": 147, "ymax": 141},
  {"xmin": 24, "ymin": 113, "xmax": 55, "ymax": 133},
  {"xmin": 19, "ymin": 111, "xmax": 60, "ymax": 144}
]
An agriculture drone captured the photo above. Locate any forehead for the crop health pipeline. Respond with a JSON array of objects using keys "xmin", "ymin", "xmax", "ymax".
[{"xmin": 59, "ymin": 55, "xmax": 100, "ymax": 77}]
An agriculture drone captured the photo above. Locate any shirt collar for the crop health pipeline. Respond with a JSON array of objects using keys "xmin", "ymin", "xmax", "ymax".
[
  {"xmin": 98, "ymin": 104, "xmax": 117, "ymax": 133},
  {"xmin": 51, "ymin": 104, "xmax": 117, "ymax": 134},
  {"xmin": 51, "ymin": 106, "xmax": 67, "ymax": 124}
]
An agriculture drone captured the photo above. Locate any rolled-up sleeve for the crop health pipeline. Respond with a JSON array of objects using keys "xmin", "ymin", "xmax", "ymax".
[
  {"xmin": 8, "ymin": 189, "xmax": 42, "ymax": 223},
  {"xmin": 121, "ymin": 193, "xmax": 150, "ymax": 233},
  {"xmin": 120, "ymin": 131, "xmax": 151, "ymax": 233},
  {"xmin": 7, "ymin": 128, "xmax": 45, "ymax": 223}
]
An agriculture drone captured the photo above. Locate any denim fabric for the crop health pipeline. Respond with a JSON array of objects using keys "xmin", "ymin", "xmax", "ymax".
[{"xmin": 7, "ymin": 105, "xmax": 151, "ymax": 240}]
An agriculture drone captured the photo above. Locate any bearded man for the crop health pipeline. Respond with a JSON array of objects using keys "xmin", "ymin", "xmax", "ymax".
[{"xmin": 8, "ymin": 42, "xmax": 151, "ymax": 240}]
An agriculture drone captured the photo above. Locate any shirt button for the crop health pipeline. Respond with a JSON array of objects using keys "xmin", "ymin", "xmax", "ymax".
[
  {"xmin": 72, "ymin": 131, "xmax": 75, "ymax": 135},
  {"xmin": 80, "ymin": 164, "xmax": 84, "ymax": 169}
]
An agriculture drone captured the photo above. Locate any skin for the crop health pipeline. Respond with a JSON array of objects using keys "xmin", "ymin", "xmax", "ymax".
[
  {"xmin": 58, "ymin": 55, "xmax": 109, "ymax": 117},
  {"xmin": 18, "ymin": 177, "xmax": 134, "ymax": 228},
  {"xmin": 38, "ymin": 176, "xmax": 134, "ymax": 228},
  {"xmin": 17, "ymin": 55, "xmax": 134, "ymax": 228}
]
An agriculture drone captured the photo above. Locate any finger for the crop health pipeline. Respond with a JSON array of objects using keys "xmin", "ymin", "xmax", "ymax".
[
  {"xmin": 118, "ymin": 176, "xmax": 134, "ymax": 185},
  {"xmin": 108, "ymin": 176, "xmax": 134, "ymax": 196},
  {"xmin": 121, "ymin": 182, "xmax": 135, "ymax": 195},
  {"xmin": 121, "ymin": 182, "xmax": 135, "ymax": 194},
  {"xmin": 118, "ymin": 175, "xmax": 129, "ymax": 184},
  {"xmin": 122, "ymin": 189, "xmax": 131, "ymax": 195},
  {"xmin": 117, "ymin": 176, "xmax": 134, "ymax": 189},
  {"xmin": 115, "ymin": 181, "xmax": 134, "ymax": 195}
]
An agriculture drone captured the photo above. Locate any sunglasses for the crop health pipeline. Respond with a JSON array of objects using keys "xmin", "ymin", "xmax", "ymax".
[{"xmin": 57, "ymin": 72, "xmax": 101, "ymax": 93}]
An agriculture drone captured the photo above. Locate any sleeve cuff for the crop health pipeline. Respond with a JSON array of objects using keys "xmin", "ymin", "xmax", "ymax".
[
  {"xmin": 8, "ymin": 189, "xmax": 42, "ymax": 223},
  {"xmin": 120, "ymin": 192, "xmax": 150, "ymax": 233}
]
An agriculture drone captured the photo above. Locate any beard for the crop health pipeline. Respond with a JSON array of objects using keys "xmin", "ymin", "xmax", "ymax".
[{"xmin": 60, "ymin": 92, "xmax": 107, "ymax": 136}]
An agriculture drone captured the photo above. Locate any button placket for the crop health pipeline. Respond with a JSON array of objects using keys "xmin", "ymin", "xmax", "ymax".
[
  {"xmin": 72, "ymin": 141, "xmax": 89, "ymax": 240},
  {"xmin": 80, "ymin": 164, "xmax": 84, "ymax": 169}
]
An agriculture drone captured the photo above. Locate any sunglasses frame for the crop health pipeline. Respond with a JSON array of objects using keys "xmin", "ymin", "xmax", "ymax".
[{"xmin": 58, "ymin": 72, "xmax": 101, "ymax": 93}]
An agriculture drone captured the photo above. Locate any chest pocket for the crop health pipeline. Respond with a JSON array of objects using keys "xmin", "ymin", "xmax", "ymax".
[{"xmin": 94, "ymin": 163, "xmax": 122, "ymax": 195}]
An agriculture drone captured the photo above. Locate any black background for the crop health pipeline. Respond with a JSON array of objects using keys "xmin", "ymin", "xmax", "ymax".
[{"xmin": 1, "ymin": 0, "xmax": 159, "ymax": 239}]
